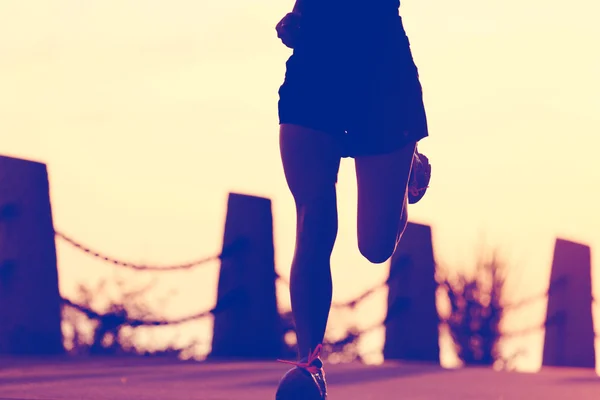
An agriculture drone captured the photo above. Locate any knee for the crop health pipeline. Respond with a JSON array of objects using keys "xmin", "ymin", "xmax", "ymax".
[
  {"xmin": 357, "ymin": 203, "xmax": 407, "ymax": 265},
  {"xmin": 358, "ymin": 239, "xmax": 396, "ymax": 264}
]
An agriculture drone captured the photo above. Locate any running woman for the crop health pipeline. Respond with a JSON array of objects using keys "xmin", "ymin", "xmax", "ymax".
[{"xmin": 274, "ymin": 1, "xmax": 431, "ymax": 398}]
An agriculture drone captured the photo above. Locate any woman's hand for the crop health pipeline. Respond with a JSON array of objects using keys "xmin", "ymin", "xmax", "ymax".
[{"xmin": 276, "ymin": 12, "xmax": 302, "ymax": 49}]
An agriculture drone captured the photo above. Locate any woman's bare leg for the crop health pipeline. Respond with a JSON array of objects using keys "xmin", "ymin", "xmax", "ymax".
[
  {"xmin": 355, "ymin": 142, "xmax": 416, "ymax": 264},
  {"xmin": 280, "ymin": 123, "xmax": 341, "ymax": 357}
]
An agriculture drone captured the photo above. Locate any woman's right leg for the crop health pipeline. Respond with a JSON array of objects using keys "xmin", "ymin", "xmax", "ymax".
[{"xmin": 280, "ymin": 123, "xmax": 341, "ymax": 358}]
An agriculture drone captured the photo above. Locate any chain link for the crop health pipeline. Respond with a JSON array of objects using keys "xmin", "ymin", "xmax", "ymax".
[
  {"xmin": 61, "ymin": 287, "xmax": 246, "ymax": 326},
  {"xmin": 331, "ymin": 281, "xmax": 387, "ymax": 309},
  {"xmin": 61, "ymin": 297, "xmax": 214, "ymax": 326},
  {"xmin": 55, "ymin": 230, "xmax": 234, "ymax": 271},
  {"xmin": 56, "ymin": 230, "xmax": 598, "ymax": 340}
]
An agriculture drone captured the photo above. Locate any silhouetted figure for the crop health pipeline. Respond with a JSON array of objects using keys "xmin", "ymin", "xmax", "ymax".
[{"xmin": 274, "ymin": 1, "xmax": 432, "ymax": 398}]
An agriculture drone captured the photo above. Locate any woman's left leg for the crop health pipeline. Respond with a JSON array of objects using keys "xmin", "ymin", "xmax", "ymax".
[{"xmin": 354, "ymin": 141, "xmax": 416, "ymax": 264}]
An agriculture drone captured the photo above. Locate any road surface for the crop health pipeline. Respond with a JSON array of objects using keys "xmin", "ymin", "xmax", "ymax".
[{"xmin": 0, "ymin": 357, "xmax": 598, "ymax": 399}]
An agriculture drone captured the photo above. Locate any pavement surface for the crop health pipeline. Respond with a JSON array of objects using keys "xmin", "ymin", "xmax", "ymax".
[{"xmin": 0, "ymin": 357, "xmax": 598, "ymax": 399}]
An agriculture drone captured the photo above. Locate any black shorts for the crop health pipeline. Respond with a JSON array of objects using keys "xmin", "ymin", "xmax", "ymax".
[{"xmin": 278, "ymin": 13, "xmax": 429, "ymax": 158}]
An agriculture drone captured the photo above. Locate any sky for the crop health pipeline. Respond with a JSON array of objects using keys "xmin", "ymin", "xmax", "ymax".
[{"xmin": 1, "ymin": 0, "xmax": 599, "ymax": 372}]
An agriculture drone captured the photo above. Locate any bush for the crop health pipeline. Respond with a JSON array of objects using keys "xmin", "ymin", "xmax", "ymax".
[{"xmin": 439, "ymin": 251, "xmax": 506, "ymax": 366}]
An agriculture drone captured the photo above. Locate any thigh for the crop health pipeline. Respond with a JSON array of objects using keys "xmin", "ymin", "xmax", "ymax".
[
  {"xmin": 355, "ymin": 141, "xmax": 416, "ymax": 258},
  {"xmin": 279, "ymin": 123, "xmax": 342, "ymax": 206}
]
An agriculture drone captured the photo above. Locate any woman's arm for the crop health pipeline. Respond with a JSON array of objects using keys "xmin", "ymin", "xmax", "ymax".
[
  {"xmin": 277, "ymin": 1, "xmax": 304, "ymax": 49},
  {"xmin": 292, "ymin": 0, "xmax": 305, "ymax": 14}
]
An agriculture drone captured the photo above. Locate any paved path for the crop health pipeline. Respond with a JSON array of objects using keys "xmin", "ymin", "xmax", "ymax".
[{"xmin": 0, "ymin": 357, "xmax": 598, "ymax": 399}]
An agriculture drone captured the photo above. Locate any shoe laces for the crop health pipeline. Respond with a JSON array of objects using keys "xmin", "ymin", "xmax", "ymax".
[
  {"xmin": 409, "ymin": 148, "xmax": 430, "ymax": 196},
  {"xmin": 277, "ymin": 344, "xmax": 323, "ymax": 374},
  {"xmin": 409, "ymin": 185, "xmax": 428, "ymax": 197}
]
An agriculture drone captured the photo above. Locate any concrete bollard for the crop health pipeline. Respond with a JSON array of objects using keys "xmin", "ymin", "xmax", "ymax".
[
  {"xmin": 209, "ymin": 193, "xmax": 286, "ymax": 359},
  {"xmin": 0, "ymin": 155, "xmax": 64, "ymax": 355},
  {"xmin": 383, "ymin": 222, "xmax": 440, "ymax": 363},
  {"xmin": 542, "ymin": 238, "xmax": 595, "ymax": 368}
]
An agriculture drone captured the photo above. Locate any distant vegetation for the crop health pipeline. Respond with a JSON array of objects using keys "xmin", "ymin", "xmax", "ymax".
[
  {"xmin": 438, "ymin": 251, "xmax": 506, "ymax": 366},
  {"xmin": 63, "ymin": 251, "xmax": 512, "ymax": 366},
  {"xmin": 61, "ymin": 278, "xmax": 198, "ymax": 359}
]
